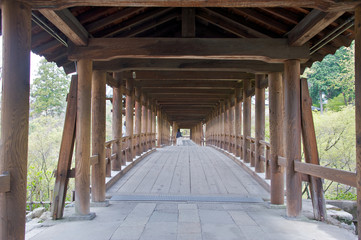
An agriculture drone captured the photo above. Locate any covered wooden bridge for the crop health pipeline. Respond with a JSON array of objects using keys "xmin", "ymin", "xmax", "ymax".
[{"xmin": 1, "ymin": 0, "xmax": 361, "ymax": 239}]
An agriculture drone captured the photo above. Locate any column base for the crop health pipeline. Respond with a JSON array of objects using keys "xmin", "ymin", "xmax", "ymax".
[
  {"xmin": 90, "ymin": 200, "xmax": 110, "ymax": 207},
  {"xmin": 69, "ymin": 212, "xmax": 96, "ymax": 221}
]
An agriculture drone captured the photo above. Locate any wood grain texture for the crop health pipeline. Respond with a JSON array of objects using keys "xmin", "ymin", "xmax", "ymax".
[
  {"xmin": 243, "ymin": 80, "xmax": 252, "ymax": 163},
  {"xmin": 0, "ymin": 1, "xmax": 31, "ymax": 239},
  {"xmin": 91, "ymin": 70, "xmax": 106, "ymax": 202},
  {"xmin": 268, "ymin": 72, "xmax": 285, "ymax": 205},
  {"xmin": 0, "ymin": 173, "xmax": 10, "ymax": 193},
  {"xmin": 235, "ymin": 89, "xmax": 242, "ymax": 157},
  {"xmin": 182, "ymin": 8, "xmax": 195, "ymax": 37},
  {"xmin": 126, "ymin": 78, "xmax": 134, "ymax": 161},
  {"xmin": 135, "ymin": 87, "xmax": 142, "ymax": 156},
  {"xmin": 52, "ymin": 76, "xmax": 77, "ymax": 219},
  {"xmin": 284, "ymin": 60, "xmax": 302, "ymax": 217},
  {"xmin": 300, "ymin": 78, "xmax": 326, "ymax": 221},
  {"xmin": 112, "ymin": 72, "xmax": 123, "ymax": 169},
  {"xmin": 25, "ymin": 0, "xmax": 361, "ymax": 12},
  {"xmin": 68, "ymin": 38, "xmax": 310, "ymax": 63},
  {"xmin": 288, "ymin": 9, "xmax": 344, "ymax": 46},
  {"xmin": 75, "ymin": 59, "xmax": 92, "ymax": 215},
  {"xmin": 355, "ymin": 5, "xmax": 361, "ymax": 238},
  {"xmin": 255, "ymin": 74, "xmax": 265, "ymax": 173}
]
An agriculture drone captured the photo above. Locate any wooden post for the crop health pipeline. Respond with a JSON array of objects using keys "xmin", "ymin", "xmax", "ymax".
[
  {"xmin": 301, "ymin": 78, "xmax": 326, "ymax": 221},
  {"xmin": 284, "ymin": 59, "xmax": 302, "ymax": 217},
  {"xmin": 231, "ymin": 104, "xmax": 236, "ymax": 155},
  {"xmin": 243, "ymin": 80, "xmax": 251, "ymax": 163},
  {"xmin": 147, "ymin": 99, "xmax": 152, "ymax": 149},
  {"xmin": 226, "ymin": 99, "xmax": 231, "ymax": 152},
  {"xmin": 269, "ymin": 72, "xmax": 285, "ymax": 205},
  {"xmin": 255, "ymin": 74, "xmax": 265, "ymax": 173},
  {"xmin": 135, "ymin": 87, "xmax": 142, "ymax": 156},
  {"xmin": 221, "ymin": 101, "xmax": 225, "ymax": 150},
  {"xmin": 0, "ymin": 1, "xmax": 31, "ymax": 238},
  {"xmin": 75, "ymin": 59, "xmax": 93, "ymax": 215},
  {"xmin": 235, "ymin": 88, "xmax": 242, "ymax": 158},
  {"xmin": 355, "ymin": 5, "xmax": 361, "ymax": 236},
  {"xmin": 152, "ymin": 103, "xmax": 156, "ymax": 148},
  {"xmin": 157, "ymin": 108, "xmax": 162, "ymax": 147},
  {"xmin": 141, "ymin": 95, "xmax": 148, "ymax": 152},
  {"xmin": 126, "ymin": 78, "xmax": 134, "ymax": 162},
  {"xmin": 91, "ymin": 70, "xmax": 106, "ymax": 202},
  {"xmin": 112, "ymin": 73, "xmax": 123, "ymax": 169}
]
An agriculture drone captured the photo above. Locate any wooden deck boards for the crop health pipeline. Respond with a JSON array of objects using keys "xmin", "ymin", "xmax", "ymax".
[{"xmin": 108, "ymin": 141, "xmax": 269, "ymax": 199}]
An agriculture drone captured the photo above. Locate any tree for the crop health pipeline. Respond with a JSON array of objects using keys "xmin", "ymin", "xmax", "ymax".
[{"xmin": 30, "ymin": 58, "xmax": 70, "ymax": 117}]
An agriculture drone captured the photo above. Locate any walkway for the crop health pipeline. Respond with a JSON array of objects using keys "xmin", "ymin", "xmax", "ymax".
[{"xmin": 27, "ymin": 141, "xmax": 356, "ymax": 240}]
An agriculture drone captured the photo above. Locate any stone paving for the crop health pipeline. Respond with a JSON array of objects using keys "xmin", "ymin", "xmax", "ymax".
[
  {"xmin": 26, "ymin": 144, "xmax": 357, "ymax": 240},
  {"xmin": 27, "ymin": 200, "xmax": 357, "ymax": 240}
]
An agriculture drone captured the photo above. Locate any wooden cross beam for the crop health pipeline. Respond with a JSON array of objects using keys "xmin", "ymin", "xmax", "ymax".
[
  {"xmin": 22, "ymin": 1, "xmax": 361, "ymax": 12},
  {"xmin": 288, "ymin": 9, "xmax": 345, "ymax": 46},
  {"xmin": 124, "ymin": 70, "xmax": 254, "ymax": 80},
  {"xmin": 93, "ymin": 59, "xmax": 284, "ymax": 73},
  {"xmin": 136, "ymin": 80, "xmax": 241, "ymax": 88},
  {"xmin": 68, "ymin": 38, "xmax": 309, "ymax": 63},
  {"xmin": 143, "ymin": 89, "xmax": 234, "ymax": 94},
  {"xmin": 39, "ymin": 9, "xmax": 89, "ymax": 46}
]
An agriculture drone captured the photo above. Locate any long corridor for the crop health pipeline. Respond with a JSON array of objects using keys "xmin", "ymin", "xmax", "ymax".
[{"xmin": 27, "ymin": 142, "xmax": 356, "ymax": 240}]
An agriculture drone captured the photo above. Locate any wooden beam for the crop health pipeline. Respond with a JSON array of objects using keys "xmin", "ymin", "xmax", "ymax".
[
  {"xmin": 52, "ymin": 76, "xmax": 77, "ymax": 220},
  {"xmin": 39, "ymin": 9, "xmax": 88, "ymax": 46},
  {"xmin": 75, "ymin": 59, "xmax": 92, "ymax": 215},
  {"xmin": 288, "ymin": 9, "xmax": 344, "ymax": 46},
  {"xmin": 0, "ymin": 2, "xmax": 31, "ymax": 239},
  {"xmin": 182, "ymin": 8, "xmax": 195, "ymax": 37},
  {"xmin": 91, "ymin": 70, "xmax": 106, "ymax": 202},
  {"xmin": 93, "ymin": 59, "xmax": 284, "ymax": 73},
  {"xmin": 127, "ymin": 70, "xmax": 254, "ymax": 80},
  {"xmin": 106, "ymin": 73, "xmax": 121, "ymax": 88},
  {"xmin": 69, "ymin": 38, "xmax": 310, "ymax": 63},
  {"xmin": 354, "ymin": 5, "xmax": 361, "ymax": 238},
  {"xmin": 269, "ymin": 72, "xmax": 285, "ymax": 205},
  {"xmin": 136, "ymin": 80, "xmax": 240, "ymax": 88},
  {"xmin": 300, "ymin": 78, "xmax": 326, "ymax": 221},
  {"xmin": 284, "ymin": 59, "xmax": 302, "ymax": 217},
  {"xmin": 26, "ymin": 0, "xmax": 361, "ymax": 12},
  {"xmin": 144, "ymin": 89, "xmax": 234, "ymax": 94}
]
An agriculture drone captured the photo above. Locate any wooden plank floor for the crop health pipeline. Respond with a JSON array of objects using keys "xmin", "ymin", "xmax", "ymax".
[{"xmin": 108, "ymin": 141, "xmax": 269, "ymax": 199}]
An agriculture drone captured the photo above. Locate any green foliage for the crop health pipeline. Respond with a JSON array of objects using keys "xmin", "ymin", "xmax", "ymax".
[
  {"xmin": 305, "ymin": 42, "xmax": 355, "ymax": 108},
  {"xmin": 312, "ymin": 106, "xmax": 356, "ymax": 200},
  {"xmin": 30, "ymin": 58, "xmax": 70, "ymax": 117},
  {"xmin": 328, "ymin": 191, "xmax": 357, "ymax": 201},
  {"xmin": 326, "ymin": 94, "xmax": 346, "ymax": 112}
]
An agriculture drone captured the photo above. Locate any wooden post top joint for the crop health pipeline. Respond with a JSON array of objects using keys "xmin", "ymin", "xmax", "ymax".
[{"xmin": 0, "ymin": 172, "xmax": 10, "ymax": 193}]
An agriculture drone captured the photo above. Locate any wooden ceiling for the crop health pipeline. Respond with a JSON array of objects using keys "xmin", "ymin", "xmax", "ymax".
[{"xmin": 9, "ymin": 1, "xmax": 359, "ymax": 128}]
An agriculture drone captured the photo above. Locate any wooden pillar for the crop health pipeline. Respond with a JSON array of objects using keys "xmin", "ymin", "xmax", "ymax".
[
  {"xmin": 284, "ymin": 60, "xmax": 302, "ymax": 217},
  {"xmin": 221, "ymin": 101, "xmax": 225, "ymax": 149},
  {"xmin": 354, "ymin": 5, "xmax": 361, "ymax": 236},
  {"xmin": 225, "ymin": 99, "xmax": 230, "ymax": 152},
  {"xmin": 75, "ymin": 59, "xmax": 93, "ymax": 215},
  {"xmin": 147, "ymin": 99, "xmax": 152, "ymax": 149},
  {"xmin": 0, "ymin": 1, "xmax": 31, "ymax": 239},
  {"xmin": 112, "ymin": 73, "xmax": 123, "ymax": 169},
  {"xmin": 243, "ymin": 80, "xmax": 252, "ymax": 163},
  {"xmin": 157, "ymin": 108, "xmax": 162, "ymax": 147},
  {"xmin": 255, "ymin": 74, "xmax": 266, "ymax": 173},
  {"xmin": 126, "ymin": 78, "xmax": 134, "ymax": 162},
  {"xmin": 91, "ymin": 70, "xmax": 106, "ymax": 202},
  {"xmin": 235, "ymin": 88, "xmax": 242, "ymax": 158},
  {"xmin": 152, "ymin": 103, "xmax": 156, "ymax": 147},
  {"xmin": 269, "ymin": 72, "xmax": 285, "ymax": 205},
  {"xmin": 135, "ymin": 87, "xmax": 142, "ymax": 156},
  {"xmin": 141, "ymin": 95, "xmax": 148, "ymax": 152},
  {"xmin": 172, "ymin": 121, "xmax": 177, "ymax": 145}
]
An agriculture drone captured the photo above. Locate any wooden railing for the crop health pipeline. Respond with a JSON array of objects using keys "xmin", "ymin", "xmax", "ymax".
[{"xmin": 206, "ymin": 135, "xmax": 357, "ymax": 187}]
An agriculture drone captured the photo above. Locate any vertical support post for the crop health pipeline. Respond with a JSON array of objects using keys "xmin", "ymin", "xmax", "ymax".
[
  {"xmin": 0, "ymin": 1, "xmax": 31, "ymax": 239},
  {"xmin": 269, "ymin": 72, "xmax": 285, "ymax": 205},
  {"xmin": 243, "ymin": 80, "xmax": 251, "ymax": 163},
  {"xmin": 284, "ymin": 59, "xmax": 302, "ymax": 217},
  {"xmin": 75, "ymin": 59, "xmax": 93, "ymax": 215},
  {"xmin": 147, "ymin": 99, "xmax": 152, "ymax": 149},
  {"xmin": 135, "ymin": 87, "xmax": 142, "ymax": 156},
  {"xmin": 255, "ymin": 74, "xmax": 265, "ymax": 173},
  {"xmin": 354, "ymin": 5, "xmax": 361, "ymax": 236},
  {"xmin": 221, "ymin": 101, "xmax": 225, "ymax": 150},
  {"xmin": 235, "ymin": 88, "xmax": 242, "ymax": 158},
  {"xmin": 91, "ymin": 70, "xmax": 106, "ymax": 202},
  {"xmin": 141, "ymin": 95, "xmax": 148, "ymax": 152},
  {"xmin": 112, "ymin": 73, "xmax": 123, "ymax": 169},
  {"xmin": 173, "ymin": 121, "xmax": 177, "ymax": 145},
  {"xmin": 157, "ymin": 109, "xmax": 162, "ymax": 147},
  {"xmin": 152, "ymin": 103, "xmax": 156, "ymax": 148},
  {"xmin": 126, "ymin": 78, "xmax": 134, "ymax": 162},
  {"xmin": 226, "ymin": 99, "xmax": 231, "ymax": 152}
]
